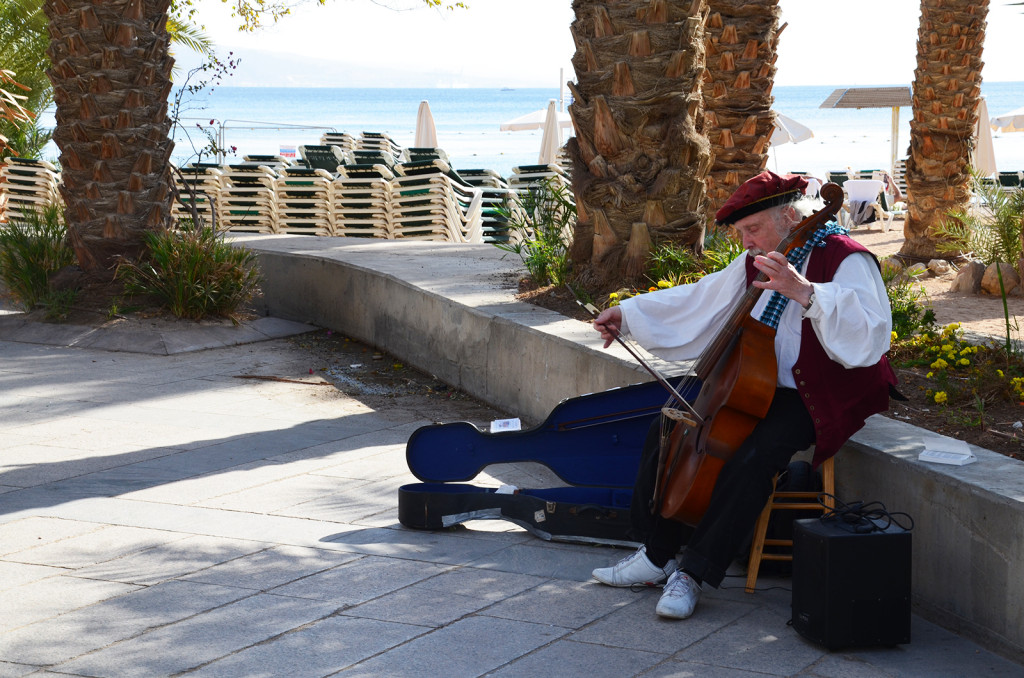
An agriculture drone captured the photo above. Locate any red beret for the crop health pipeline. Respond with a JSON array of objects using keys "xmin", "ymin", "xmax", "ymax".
[{"xmin": 715, "ymin": 171, "xmax": 809, "ymax": 225}]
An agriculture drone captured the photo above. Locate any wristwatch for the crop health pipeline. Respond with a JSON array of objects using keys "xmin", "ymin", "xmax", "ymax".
[{"xmin": 803, "ymin": 292, "xmax": 816, "ymax": 311}]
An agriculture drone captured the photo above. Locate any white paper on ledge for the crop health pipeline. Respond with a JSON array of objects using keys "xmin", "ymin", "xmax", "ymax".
[{"xmin": 919, "ymin": 435, "xmax": 977, "ymax": 466}]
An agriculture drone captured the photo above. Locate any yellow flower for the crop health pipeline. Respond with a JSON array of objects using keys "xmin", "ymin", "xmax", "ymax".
[
  {"xmin": 926, "ymin": 372, "xmax": 934, "ymax": 379},
  {"xmin": 609, "ymin": 292, "xmax": 619, "ymax": 299},
  {"xmin": 657, "ymin": 280, "xmax": 673, "ymax": 289},
  {"xmin": 947, "ymin": 322, "xmax": 961, "ymax": 330},
  {"xmin": 649, "ymin": 286, "xmax": 657, "ymax": 292},
  {"xmin": 958, "ymin": 358, "xmax": 970, "ymax": 367},
  {"xmin": 941, "ymin": 344, "xmax": 953, "ymax": 352},
  {"xmin": 930, "ymin": 358, "xmax": 948, "ymax": 370},
  {"xmin": 891, "ymin": 331, "xmax": 898, "ymax": 342},
  {"xmin": 959, "ymin": 347, "xmax": 972, "ymax": 356},
  {"xmin": 934, "ymin": 391, "xmax": 948, "ymax": 404},
  {"xmin": 998, "ymin": 369, "xmax": 1005, "ymax": 378}
]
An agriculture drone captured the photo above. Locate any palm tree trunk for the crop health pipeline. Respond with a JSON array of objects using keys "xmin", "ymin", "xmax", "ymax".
[
  {"xmin": 44, "ymin": 0, "xmax": 176, "ymax": 275},
  {"xmin": 702, "ymin": 0, "xmax": 782, "ymax": 224},
  {"xmin": 568, "ymin": 0, "xmax": 712, "ymax": 287},
  {"xmin": 901, "ymin": 0, "xmax": 989, "ymax": 261}
]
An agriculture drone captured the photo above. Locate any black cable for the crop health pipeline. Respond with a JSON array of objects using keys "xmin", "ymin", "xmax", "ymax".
[{"xmin": 816, "ymin": 492, "xmax": 914, "ymax": 534}]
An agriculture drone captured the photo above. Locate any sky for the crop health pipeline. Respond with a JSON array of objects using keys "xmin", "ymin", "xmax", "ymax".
[{"xmin": 173, "ymin": 0, "xmax": 1024, "ymax": 89}]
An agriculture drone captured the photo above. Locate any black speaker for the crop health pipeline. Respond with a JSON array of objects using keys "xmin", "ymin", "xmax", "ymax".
[{"xmin": 791, "ymin": 516, "xmax": 912, "ymax": 650}]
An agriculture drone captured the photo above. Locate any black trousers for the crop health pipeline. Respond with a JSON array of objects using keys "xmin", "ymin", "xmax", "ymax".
[{"xmin": 630, "ymin": 388, "xmax": 816, "ymax": 588}]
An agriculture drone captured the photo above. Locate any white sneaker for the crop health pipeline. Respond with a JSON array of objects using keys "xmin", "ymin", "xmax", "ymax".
[
  {"xmin": 656, "ymin": 570, "xmax": 701, "ymax": 619},
  {"xmin": 592, "ymin": 547, "xmax": 677, "ymax": 587}
]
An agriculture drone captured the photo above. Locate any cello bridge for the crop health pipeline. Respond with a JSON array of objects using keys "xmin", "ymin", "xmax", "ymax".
[{"xmin": 661, "ymin": 407, "xmax": 697, "ymax": 428}]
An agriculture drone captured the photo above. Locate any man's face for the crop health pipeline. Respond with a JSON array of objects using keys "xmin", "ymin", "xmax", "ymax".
[{"xmin": 732, "ymin": 207, "xmax": 794, "ymax": 256}]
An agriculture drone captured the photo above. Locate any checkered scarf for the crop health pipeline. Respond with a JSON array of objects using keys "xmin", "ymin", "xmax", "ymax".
[{"xmin": 757, "ymin": 221, "xmax": 848, "ymax": 329}]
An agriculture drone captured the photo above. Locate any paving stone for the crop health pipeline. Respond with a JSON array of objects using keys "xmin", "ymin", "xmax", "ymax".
[
  {"xmin": 0, "ymin": 660, "xmax": 40, "ymax": 678},
  {"xmin": 179, "ymin": 544, "xmax": 362, "ymax": 590},
  {"xmin": 70, "ymin": 534, "xmax": 268, "ymax": 585},
  {"xmin": 483, "ymin": 579, "xmax": 637, "ymax": 629},
  {"xmin": 0, "ymin": 580, "xmax": 252, "ymax": 665},
  {"xmin": 7, "ymin": 525, "xmax": 187, "ymax": 569},
  {"xmin": 488, "ymin": 639, "xmax": 666, "ymax": 678},
  {"xmin": 322, "ymin": 525, "xmax": 514, "ymax": 565},
  {"xmin": 346, "ymin": 566, "xmax": 546, "ymax": 627},
  {"xmin": 571, "ymin": 589, "xmax": 755, "ymax": 655},
  {"xmin": 0, "ymin": 517, "xmax": 101, "ymax": 556},
  {"xmin": 188, "ymin": 615, "xmax": 426, "ymax": 677},
  {"xmin": 337, "ymin": 615, "xmax": 567, "ymax": 678},
  {"xmin": 54, "ymin": 593, "xmax": 337, "ymax": 677},
  {"xmin": 674, "ymin": 606, "xmax": 826, "ymax": 675},
  {"xmin": 466, "ymin": 541, "xmax": 610, "ymax": 581},
  {"xmin": 268, "ymin": 554, "xmax": 449, "ymax": 604},
  {"xmin": 0, "ymin": 575, "xmax": 139, "ymax": 632},
  {"xmin": 0, "ymin": 562, "xmax": 65, "ymax": 592}
]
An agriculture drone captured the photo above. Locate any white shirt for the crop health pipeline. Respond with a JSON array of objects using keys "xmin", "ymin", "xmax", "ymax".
[{"xmin": 618, "ymin": 249, "xmax": 892, "ymax": 388}]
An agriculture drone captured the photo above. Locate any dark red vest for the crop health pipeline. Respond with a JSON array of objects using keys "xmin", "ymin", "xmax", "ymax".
[{"xmin": 745, "ymin": 235, "xmax": 897, "ymax": 466}]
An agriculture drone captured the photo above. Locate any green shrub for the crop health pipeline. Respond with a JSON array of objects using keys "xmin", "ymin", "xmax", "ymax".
[
  {"xmin": 494, "ymin": 177, "xmax": 575, "ymax": 287},
  {"xmin": 0, "ymin": 204, "xmax": 75, "ymax": 310},
  {"xmin": 883, "ymin": 264, "xmax": 935, "ymax": 342},
  {"xmin": 116, "ymin": 223, "xmax": 261, "ymax": 320}
]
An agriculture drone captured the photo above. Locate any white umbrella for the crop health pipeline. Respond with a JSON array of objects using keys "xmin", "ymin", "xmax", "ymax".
[
  {"xmin": 414, "ymin": 100, "xmax": 438, "ymax": 148},
  {"xmin": 537, "ymin": 99, "xmax": 562, "ymax": 165},
  {"xmin": 991, "ymin": 105, "xmax": 1024, "ymax": 133},
  {"xmin": 500, "ymin": 102, "xmax": 573, "ymax": 132},
  {"xmin": 972, "ymin": 96, "xmax": 998, "ymax": 177},
  {"xmin": 770, "ymin": 113, "xmax": 814, "ymax": 147}
]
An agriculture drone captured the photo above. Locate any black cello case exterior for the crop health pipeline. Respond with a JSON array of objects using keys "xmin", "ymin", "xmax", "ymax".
[{"xmin": 398, "ymin": 378, "xmax": 700, "ymax": 545}]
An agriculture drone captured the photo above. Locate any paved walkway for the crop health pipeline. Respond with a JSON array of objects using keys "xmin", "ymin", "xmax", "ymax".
[{"xmin": 1, "ymin": 321, "xmax": 1022, "ymax": 677}]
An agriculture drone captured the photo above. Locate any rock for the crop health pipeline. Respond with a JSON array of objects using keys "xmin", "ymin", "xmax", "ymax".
[
  {"xmin": 928, "ymin": 259, "xmax": 952, "ymax": 276},
  {"xmin": 981, "ymin": 262, "xmax": 1021, "ymax": 295},
  {"xmin": 905, "ymin": 263, "xmax": 929, "ymax": 279},
  {"xmin": 880, "ymin": 257, "xmax": 904, "ymax": 279},
  {"xmin": 950, "ymin": 260, "xmax": 985, "ymax": 294}
]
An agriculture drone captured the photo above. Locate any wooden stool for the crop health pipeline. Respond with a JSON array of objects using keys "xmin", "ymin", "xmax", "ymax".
[{"xmin": 744, "ymin": 456, "xmax": 835, "ymax": 593}]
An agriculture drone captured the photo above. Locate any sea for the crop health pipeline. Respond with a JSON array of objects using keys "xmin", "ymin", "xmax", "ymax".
[{"xmin": 40, "ymin": 82, "xmax": 1024, "ymax": 180}]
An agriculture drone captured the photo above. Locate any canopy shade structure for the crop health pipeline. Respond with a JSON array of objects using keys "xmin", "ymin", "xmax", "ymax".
[
  {"xmin": 414, "ymin": 100, "xmax": 438, "ymax": 148},
  {"xmin": 500, "ymin": 102, "xmax": 574, "ymax": 132},
  {"xmin": 770, "ymin": 113, "xmax": 814, "ymax": 146},
  {"xmin": 991, "ymin": 106, "xmax": 1024, "ymax": 133},
  {"xmin": 820, "ymin": 86, "xmax": 912, "ymax": 175}
]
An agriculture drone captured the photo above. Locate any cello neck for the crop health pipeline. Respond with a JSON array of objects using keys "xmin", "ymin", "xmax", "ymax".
[{"xmin": 693, "ymin": 183, "xmax": 844, "ymax": 377}]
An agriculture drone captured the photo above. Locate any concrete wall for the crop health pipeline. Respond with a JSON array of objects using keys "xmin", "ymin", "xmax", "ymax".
[{"xmin": 242, "ymin": 235, "xmax": 1024, "ymax": 663}]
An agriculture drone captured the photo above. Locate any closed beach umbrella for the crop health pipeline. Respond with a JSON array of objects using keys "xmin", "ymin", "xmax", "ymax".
[
  {"xmin": 991, "ymin": 105, "xmax": 1024, "ymax": 133},
  {"xmin": 414, "ymin": 100, "xmax": 438, "ymax": 148},
  {"xmin": 770, "ymin": 113, "xmax": 814, "ymax": 146},
  {"xmin": 538, "ymin": 99, "xmax": 562, "ymax": 165},
  {"xmin": 972, "ymin": 96, "xmax": 998, "ymax": 177}
]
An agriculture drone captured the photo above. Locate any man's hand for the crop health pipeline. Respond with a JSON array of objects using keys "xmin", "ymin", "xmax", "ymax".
[
  {"xmin": 752, "ymin": 251, "xmax": 814, "ymax": 307},
  {"xmin": 593, "ymin": 307, "xmax": 623, "ymax": 349}
]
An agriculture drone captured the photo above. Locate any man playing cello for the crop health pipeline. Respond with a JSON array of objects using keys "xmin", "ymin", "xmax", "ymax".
[{"xmin": 590, "ymin": 171, "xmax": 897, "ymax": 619}]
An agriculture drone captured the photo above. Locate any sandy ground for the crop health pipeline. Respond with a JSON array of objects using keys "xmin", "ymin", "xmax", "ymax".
[{"xmin": 849, "ymin": 217, "xmax": 1024, "ymax": 341}]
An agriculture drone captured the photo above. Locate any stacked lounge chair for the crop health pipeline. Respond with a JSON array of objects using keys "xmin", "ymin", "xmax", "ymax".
[
  {"xmin": 356, "ymin": 132, "xmax": 407, "ymax": 166},
  {"xmin": 274, "ymin": 167, "xmax": 334, "ymax": 236},
  {"xmin": 0, "ymin": 157, "xmax": 61, "ymax": 223},
  {"xmin": 391, "ymin": 157, "xmax": 482, "ymax": 242},
  {"xmin": 299, "ymin": 145, "xmax": 351, "ymax": 176},
  {"xmin": 332, "ymin": 162, "xmax": 393, "ymax": 238},
  {"xmin": 456, "ymin": 168, "xmax": 513, "ymax": 243},
  {"xmin": 217, "ymin": 164, "xmax": 278, "ymax": 233},
  {"xmin": 171, "ymin": 163, "xmax": 223, "ymax": 225},
  {"xmin": 320, "ymin": 132, "xmax": 358, "ymax": 156}
]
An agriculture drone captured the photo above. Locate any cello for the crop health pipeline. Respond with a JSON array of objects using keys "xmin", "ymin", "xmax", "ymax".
[{"xmin": 653, "ymin": 182, "xmax": 845, "ymax": 526}]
